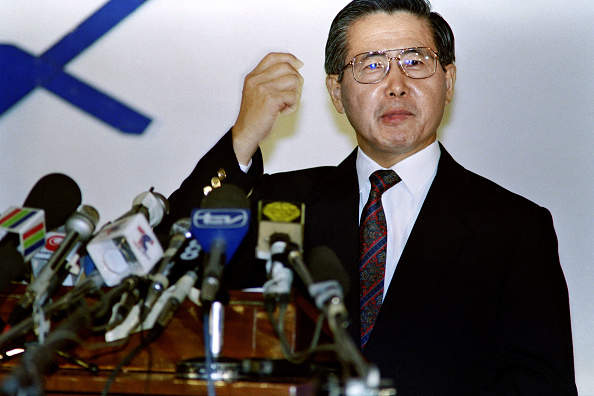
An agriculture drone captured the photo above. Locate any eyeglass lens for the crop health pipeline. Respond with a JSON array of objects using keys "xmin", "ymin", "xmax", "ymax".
[{"xmin": 353, "ymin": 48, "xmax": 436, "ymax": 83}]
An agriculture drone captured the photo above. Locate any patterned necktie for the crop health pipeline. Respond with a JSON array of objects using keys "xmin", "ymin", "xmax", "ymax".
[{"xmin": 360, "ymin": 169, "xmax": 400, "ymax": 350}]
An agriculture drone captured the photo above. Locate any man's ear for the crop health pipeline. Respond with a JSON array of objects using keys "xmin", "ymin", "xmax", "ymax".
[
  {"xmin": 326, "ymin": 74, "xmax": 345, "ymax": 114},
  {"xmin": 444, "ymin": 63, "xmax": 456, "ymax": 105}
]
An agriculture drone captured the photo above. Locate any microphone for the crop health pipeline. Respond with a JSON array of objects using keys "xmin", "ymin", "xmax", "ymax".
[
  {"xmin": 6, "ymin": 205, "xmax": 99, "ymax": 329},
  {"xmin": 104, "ymin": 270, "xmax": 197, "ymax": 343},
  {"xmin": 29, "ymin": 230, "xmax": 80, "ymax": 287},
  {"xmin": 105, "ymin": 221, "xmax": 203, "ymax": 340},
  {"xmin": 190, "ymin": 184, "xmax": 250, "ymax": 304},
  {"xmin": 104, "ymin": 276, "xmax": 148, "ymax": 336},
  {"xmin": 262, "ymin": 235, "xmax": 294, "ymax": 300},
  {"xmin": 307, "ymin": 247, "xmax": 381, "ymax": 389},
  {"xmin": 307, "ymin": 246, "xmax": 350, "ymax": 324},
  {"xmin": 256, "ymin": 201, "xmax": 305, "ymax": 299},
  {"xmin": 149, "ymin": 269, "xmax": 199, "ymax": 339},
  {"xmin": 256, "ymin": 200, "xmax": 305, "ymax": 260},
  {"xmin": 0, "ymin": 173, "xmax": 82, "ymax": 293},
  {"xmin": 140, "ymin": 217, "xmax": 196, "ymax": 322},
  {"xmin": 0, "ymin": 269, "xmax": 147, "ymax": 395},
  {"xmin": 115, "ymin": 189, "xmax": 170, "ymax": 228},
  {"xmin": 87, "ymin": 189, "xmax": 169, "ymax": 286},
  {"xmin": 0, "ymin": 261, "xmax": 135, "ymax": 353},
  {"xmin": 1, "ymin": 306, "xmax": 92, "ymax": 396}
]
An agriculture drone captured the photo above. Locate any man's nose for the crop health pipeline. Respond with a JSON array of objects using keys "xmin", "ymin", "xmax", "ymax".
[{"xmin": 383, "ymin": 58, "xmax": 408, "ymax": 97}]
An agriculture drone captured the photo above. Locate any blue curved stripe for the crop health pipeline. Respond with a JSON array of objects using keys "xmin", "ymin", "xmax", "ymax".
[
  {"xmin": 0, "ymin": 0, "xmax": 152, "ymax": 134},
  {"xmin": 41, "ymin": 0, "xmax": 148, "ymax": 68}
]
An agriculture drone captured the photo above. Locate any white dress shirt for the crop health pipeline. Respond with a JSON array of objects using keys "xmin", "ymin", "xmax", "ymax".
[{"xmin": 356, "ymin": 141, "xmax": 440, "ymax": 298}]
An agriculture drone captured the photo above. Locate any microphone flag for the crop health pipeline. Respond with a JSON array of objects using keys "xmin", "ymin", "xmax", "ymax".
[{"xmin": 0, "ymin": 207, "xmax": 45, "ymax": 261}]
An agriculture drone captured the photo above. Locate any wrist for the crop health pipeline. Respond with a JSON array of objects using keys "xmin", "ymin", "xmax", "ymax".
[{"xmin": 231, "ymin": 125, "xmax": 259, "ymax": 166}]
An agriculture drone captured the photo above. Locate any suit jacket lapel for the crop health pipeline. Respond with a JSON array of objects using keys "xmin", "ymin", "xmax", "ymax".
[
  {"xmin": 305, "ymin": 148, "xmax": 362, "ymax": 340},
  {"xmin": 366, "ymin": 145, "xmax": 474, "ymax": 351},
  {"xmin": 306, "ymin": 148, "xmax": 360, "ymax": 271}
]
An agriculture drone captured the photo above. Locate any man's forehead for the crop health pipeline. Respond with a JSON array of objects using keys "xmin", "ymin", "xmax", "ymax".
[{"xmin": 345, "ymin": 11, "xmax": 434, "ymax": 55}]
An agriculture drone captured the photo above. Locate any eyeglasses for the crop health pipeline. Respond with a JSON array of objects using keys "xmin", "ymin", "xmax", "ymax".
[{"xmin": 341, "ymin": 47, "xmax": 439, "ymax": 84}]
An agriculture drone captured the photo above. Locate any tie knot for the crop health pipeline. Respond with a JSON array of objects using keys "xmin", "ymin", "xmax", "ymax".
[{"xmin": 369, "ymin": 170, "xmax": 400, "ymax": 195}]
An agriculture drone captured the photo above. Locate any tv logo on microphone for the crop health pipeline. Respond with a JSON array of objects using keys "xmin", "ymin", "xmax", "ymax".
[
  {"xmin": 190, "ymin": 208, "xmax": 251, "ymax": 265},
  {"xmin": 86, "ymin": 213, "xmax": 164, "ymax": 286},
  {"xmin": 133, "ymin": 226, "xmax": 155, "ymax": 258},
  {"xmin": 192, "ymin": 210, "xmax": 249, "ymax": 229}
]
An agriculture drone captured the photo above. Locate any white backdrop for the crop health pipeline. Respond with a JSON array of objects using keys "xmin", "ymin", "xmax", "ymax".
[{"xmin": 0, "ymin": 1, "xmax": 592, "ymax": 393}]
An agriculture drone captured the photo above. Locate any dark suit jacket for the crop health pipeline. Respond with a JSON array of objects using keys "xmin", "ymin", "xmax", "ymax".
[{"xmin": 162, "ymin": 130, "xmax": 577, "ymax": 395}]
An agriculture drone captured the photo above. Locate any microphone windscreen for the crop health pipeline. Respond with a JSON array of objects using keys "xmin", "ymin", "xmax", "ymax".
[
  {"xmin": 0, "ymin": 174, "xmax": 81, "ymax": 293},
  {"xmin": 23, "ymin": 173, "xmax": 82, "ymax": 230},
  {"xmin": 201, "ymin": 184, "xmax": 249, "ymax": 209},
  {"xmin": 308, "ymin": 246, "xmax": 350, "ymax": 296}
]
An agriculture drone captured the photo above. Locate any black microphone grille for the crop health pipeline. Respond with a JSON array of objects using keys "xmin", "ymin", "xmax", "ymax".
[
  {"xmin": 201, "ymin": 184, "xmax": 249, "ymax": 209},
  {"xmin": 308, "ymin": 246, "xmax": 350, "ymax": 296}
]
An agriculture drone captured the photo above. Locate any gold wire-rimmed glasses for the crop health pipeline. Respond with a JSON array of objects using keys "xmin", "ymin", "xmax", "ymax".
[{"xmin": 341, "ymin": 47, "xmax": 439, "ymax": 84}]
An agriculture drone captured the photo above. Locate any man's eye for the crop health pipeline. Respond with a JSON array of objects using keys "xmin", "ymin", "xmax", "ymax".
[
  {"xmin": 362, "ymin": 61, "xmax": 385, "ymax": 72},
  {"xmin": 403, "ymin": 59, "xmax": 422, "ymax": 67}
]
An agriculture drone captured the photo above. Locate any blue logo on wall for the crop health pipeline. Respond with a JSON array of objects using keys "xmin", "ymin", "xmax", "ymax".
[{"xmin": 0, "ymin": 0, "xmax": 151, "ymax": 134}]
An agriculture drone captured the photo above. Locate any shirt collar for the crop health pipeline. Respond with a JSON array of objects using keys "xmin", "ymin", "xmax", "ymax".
[{"xmin": 356, "ymin": 140, "xmax": 441, "ymax": 198}]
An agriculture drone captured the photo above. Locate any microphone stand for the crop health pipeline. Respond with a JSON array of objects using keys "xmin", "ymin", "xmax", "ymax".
[
  {"xmin": 1, "ymin": 307, "xmax": 92, "ymax": 396},
  {"xmin": 175, "ymin": 301, "xmax": 244, "ymax": 396},
  {"xmin": 0, "ymin": 273, "xmax": 138, "ymax": 396},
  {"xmin": 175, "ymin": 274, "xmax": 242, "ymax": 388},
  {"xmin": 324, "ymin": 297, "xmax": 389, "ymax": 396}
]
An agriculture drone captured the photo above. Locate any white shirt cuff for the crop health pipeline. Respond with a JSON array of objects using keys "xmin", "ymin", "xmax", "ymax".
[{"xmin": 238, "ymin": 159, "xmax": 252, "ymax": 173}]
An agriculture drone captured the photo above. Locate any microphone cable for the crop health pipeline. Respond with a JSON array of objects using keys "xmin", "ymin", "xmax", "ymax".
[
  {"xmin": 100, "ymin": 335, "xmax": 156, "ymax": 396},
  {"xmin": 100, "ymin": 309, "xmax": 164, "ymax": 396}
]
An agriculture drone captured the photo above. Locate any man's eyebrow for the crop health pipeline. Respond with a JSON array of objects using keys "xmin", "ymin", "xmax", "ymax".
[{"xmin": 359, "ymin": 51, "xmax": 385, "ymax": 59}]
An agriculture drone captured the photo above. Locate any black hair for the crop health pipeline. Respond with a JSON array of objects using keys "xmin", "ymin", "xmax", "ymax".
[{"xmin": 324, "ymin": 0, "xmax": 455, "ymax": 76}]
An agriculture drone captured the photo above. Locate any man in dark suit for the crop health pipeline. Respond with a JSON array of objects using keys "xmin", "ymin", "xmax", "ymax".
[{"xmin": 162, "ymin": 0, "xmax": 577, "ymax": 394}]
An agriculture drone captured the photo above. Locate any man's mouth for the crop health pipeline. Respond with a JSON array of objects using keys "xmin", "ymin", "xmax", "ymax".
[{"xmin": 381, "ymin": 108, "xmax": 413, "ymax": 123}]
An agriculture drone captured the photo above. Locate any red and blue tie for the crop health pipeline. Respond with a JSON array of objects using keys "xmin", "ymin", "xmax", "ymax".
[{"xmin": 360, "ymin": 169, "xmax": 400, "ymax": 349}]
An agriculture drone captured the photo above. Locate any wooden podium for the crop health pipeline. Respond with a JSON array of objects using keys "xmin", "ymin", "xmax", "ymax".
[{"xmin": 0, "ymin": 285, "xmax": 324, "ymax": 395}]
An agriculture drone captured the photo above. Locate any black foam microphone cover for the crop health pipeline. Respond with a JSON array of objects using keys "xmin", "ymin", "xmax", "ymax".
[
  {"xmin": 201, "ymin": 184, "xmax": 249, "ymax": 209},
  {"xmin": 21, "ymin": 173, "xmax": 82, "ymax": 231},
  {"xmin": 308, "ymin": 245, "xmax": 350, "ymax": 296}
]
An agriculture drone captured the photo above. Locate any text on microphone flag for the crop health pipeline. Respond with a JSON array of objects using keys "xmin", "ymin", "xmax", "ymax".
[{"xmin": 192, "ymin": 210, "xmax": 249, "ymax": 228}]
